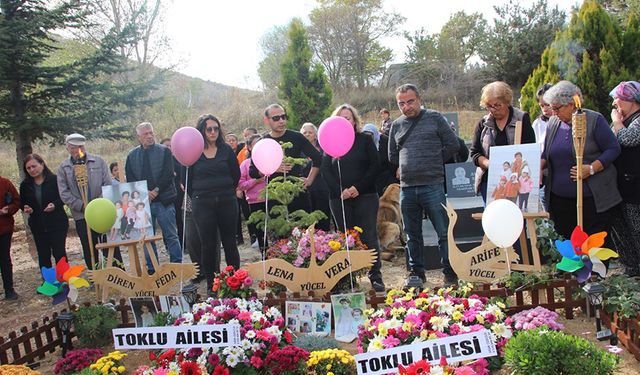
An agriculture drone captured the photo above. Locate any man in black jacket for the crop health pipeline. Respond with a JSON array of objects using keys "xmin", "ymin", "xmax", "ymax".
[{"xmin": 126, "ymin": 123, "xmax": 182, "ymax": 272}]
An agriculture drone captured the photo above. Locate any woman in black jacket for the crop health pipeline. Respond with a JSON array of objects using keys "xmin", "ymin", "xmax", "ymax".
[
  {"xmin": 321, "ymin": 104, "xmax": 385, "ymax": 292},
  {"xmin": 20, "ymin": 154, "xmax": 69, "ymax": 270}
]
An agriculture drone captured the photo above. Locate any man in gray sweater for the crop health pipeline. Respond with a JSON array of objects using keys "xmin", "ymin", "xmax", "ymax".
[{"xmin": 389, "ymin": 84, "xmax": 460, "ymax": 287}]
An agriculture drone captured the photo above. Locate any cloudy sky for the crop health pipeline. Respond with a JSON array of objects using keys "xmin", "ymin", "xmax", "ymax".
[{"xmin": 162, "ymin": 0, "xmax": 579, "ymax": 89}]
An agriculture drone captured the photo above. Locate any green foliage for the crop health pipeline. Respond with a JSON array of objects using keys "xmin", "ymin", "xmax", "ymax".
[
  {"xmin": 522, "ymin": 0, "xmax": 638, "ymax": 117},
  {"xmin": 504, "ymin": 327, "xmax": 619, "ymax": 374},
  {"xmin": 279, "ymin": 18, "xmax": 332, "ymax": 128},
  {"xmin": 73, "ymin": 305, "xmax": 119, "ymax": 348},
  {"xmin": 151, "ymin": 311, "xmax": 174, "ymax": 327},
  {"xmin": 293, "ymin": 335, "xmax": 340, "ymax": 352},
  {"xmin": 258, "ymin": 25, "xmax": 289, "ymax": 91},
  {"xmin": 601, "ymin": 275, "xmax": 640, "ymax": 318},
  {"xmin": 480, "ymin": 0, "xmax": 566, "ymax": 89},
  {"xmin": 499, "ymin": 268, "xmax": 555, "ymax": 292},
  {"xmin": 535, "ymin": 218, "xmax": 564, "ymax": 265}
]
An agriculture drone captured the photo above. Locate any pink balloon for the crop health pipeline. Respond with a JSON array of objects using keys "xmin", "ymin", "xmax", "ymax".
[
  {"xmin": 171, "ymin": 127, "xmax": 204, "ymax": 167},
  {"xmin": 252, "ymin": 138, "xmax": 283, "ymax": 176},
  {"xmin": 318, "ymin": 116, "xmax": 355, "ymax": 158}
]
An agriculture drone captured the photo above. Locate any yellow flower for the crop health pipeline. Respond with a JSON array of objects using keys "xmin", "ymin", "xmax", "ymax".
[
  {"xmin": 353, "ymin": 226, "xmax": 363, "ymax": 233},
  {"xmin": 326, "ymin": 364, "xmax": 332, "ymax": 370},
  {"xmin": 452, "ymin": 311, "xmax": 463, "ymax": 321},
  {"xmin": 497, "ymin": 301, "xmax": 506, "ymax": 309},
  {"xmin": 117, "ymin": 366, "xmax": 125, "ymax": 373},
  {"xmin": 328, "ymin": 240, "xmax": 341, "ymax": 251},
  {"xmin": 341, "ymin": 357, "xmax": 349, "ymax": 364},
  {"xmin": 476, "ymin": 314, "xmax": 485, "ymax": 324},
  {"xmin": 328, "ymin": 372, "xmax": 335, "ymax": 375}
]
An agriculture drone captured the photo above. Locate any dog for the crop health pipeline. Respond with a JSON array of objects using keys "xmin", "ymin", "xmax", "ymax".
[{"xmin": 377, "ymin": 183, "xmax": 406, "ymax": 261}]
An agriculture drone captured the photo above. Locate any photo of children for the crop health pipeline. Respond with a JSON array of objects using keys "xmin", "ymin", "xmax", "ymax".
[
  {"xmin": 102, "ymin": 181, "xmax": 154, "ymax": 244},
  {"xmin": 331, "ymin": 292, "xmax": 366, "ymax": 343},
  {"xmin": 487, "ymin": 144, "xmax": 541, "ymax": 212},
  {"xmin": 159, "ymin": 295, "xmax": 189, "ymax": 317},
  {"xmin": 129, "ymin": 296, "xmax": 158, "ymax": 327},
  {"xmin": 285, "ymin": 301, "xmax": 332, "ymax": 336}
]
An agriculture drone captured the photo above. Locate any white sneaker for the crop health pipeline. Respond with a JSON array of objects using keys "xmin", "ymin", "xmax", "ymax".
[{"xmin": 251, "ymin": 240, "xmax": 259, "ymax": 248}]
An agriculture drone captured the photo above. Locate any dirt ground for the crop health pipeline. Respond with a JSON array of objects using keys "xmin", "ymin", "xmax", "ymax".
[{"xmin": 2, "ymin": 222, "xmax": 640, "ymax": 374}]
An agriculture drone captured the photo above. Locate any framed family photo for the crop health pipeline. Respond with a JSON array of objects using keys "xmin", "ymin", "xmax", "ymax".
[
  {"xmin": 486, "ymin": 143, "xmax": 541, "ymax": 212},
  {"xmin": 102, "ymin": 181, "xmax": 154, "ymax": 244}
]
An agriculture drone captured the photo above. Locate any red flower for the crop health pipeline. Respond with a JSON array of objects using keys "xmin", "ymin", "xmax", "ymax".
[
  {"xmin": 226, "ymin": 276, "xmax": 241, "ymax": 290},
  {"xmin": 225, "ymin": 265, "xmax": 235, "ymax": 272},
  {"xmin": 399, "ymin": 359, "xmax": 431, "ymax": 374},
  {"xmin": 234, "ymin": 268, "xmax": 248, "ymax": 281},
  {"xmin": 213, "ymin": 365, "xmax": 229, "ymax": 375},
  {"xmin": 283, "ymin": 330, "xmax": 293, "ymax": 344},
  {"xmin": 250, "ymin": 355, "xmax": 264, "ymax": 369},
  {"xmin": 212, "ymin": 278, "xmax": 221, "ymax": 292},
  {"xmin": 179, "ymin": 361, "xmax": 201, "ymax": 375},
  {"xmin": 439, "ymin": 355, "xmax": 448, "ymax": 366}
]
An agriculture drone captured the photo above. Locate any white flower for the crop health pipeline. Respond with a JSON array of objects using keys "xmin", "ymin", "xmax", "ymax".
[
  {"xmin": 251, "ymin": 311, "xmax": 264, "ymax": 321},
  {"xmin": 467, "ymin": 298, "xmax": 483, "ymax": 308},
  {"xmin": 436, "ymin": 300, "xmax": 455, "ymax": 315},
  {"xmin": 267, "ymin": 306, "xmax": 282, "ymax": 318},
  {"xmin": 266, "ymin": 325, "xmax": 282, "ymax": 336},
  {"xmin": 430, "ymin": 365, "xmax": 445, "ymax": 375},
  {"xmin": 245, "ymin": 330, "xmax": 256, "ymax": 339},
  {"xmin": 367, "ymin": 336, "xmax": 385, "ymax": 352},
  {"xmin": 485, "ymin": 304, "xmax": 505, "ymax": 319},
  {"xmin": 168, "ymin": 362, "xmax": 180, "ymax": 372},
  {"xmin": 406, "ymin": 308, "xmax": 422, "ymax": 316},
  {"xmin": 491, "ymin": 323, "xmax": 512, "ymax": 339},
  {"xmin": 384, "ymin": 317, "xmax": 402, "ymax": 330},
  {"xmin": 251, "ymin": 342, "xmax": 261, "ymax": 351},
  {"xmin": 429, "ymin": 316, "xmax": 451, "ymax": 332},
  {"xmin": 236, "ymin": 299, "xmax": 248, "ymax": 310},
  {"xmin": 241, "ymin": 339, "xmax": 252, "ymax": 350},
  {"xmin": 226, "ymin": 354, "xmax": 239, "ymax": 367}
]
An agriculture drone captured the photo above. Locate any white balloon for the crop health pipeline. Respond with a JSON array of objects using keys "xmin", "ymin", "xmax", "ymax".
[{"xmin": 482, "ymin": 199, "xmax": 524, "ymax": 248}]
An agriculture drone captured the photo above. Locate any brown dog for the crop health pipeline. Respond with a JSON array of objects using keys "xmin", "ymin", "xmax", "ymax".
[{"xmin": 377, "ymin": 183, "xmax": 405, "ymax": 260}]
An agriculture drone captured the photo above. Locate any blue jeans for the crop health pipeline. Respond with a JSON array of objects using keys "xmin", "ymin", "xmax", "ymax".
[
  {"xmin": 400, "ymin": 184, "xmax": 452, "ymax": 274},
  {"xmin": 148, "ymin": 201, "xmax": 183, "ymax": 271}
]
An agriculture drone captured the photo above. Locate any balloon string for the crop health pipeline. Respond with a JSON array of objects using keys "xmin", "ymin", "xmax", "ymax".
[
  {"xmin": 337, "ymin": 159, "xmax": 354, "ymax": 293},
  {"xmin": 261, "ymin": 175, "xmax": 269, "ymax": 300},
  {"xmin": 179, "ymin": 167, "xmax": 189, "ymax": 293},
  {"xmin": 504, "ymin": 246, "xmax": 512, "ymax": 275}
]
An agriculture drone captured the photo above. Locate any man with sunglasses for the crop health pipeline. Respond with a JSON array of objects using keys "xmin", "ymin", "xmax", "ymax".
[
  {"xmin": 125, "ymin": 122, "xmax": 182, "ymax": 272},
  {"xmin": 250, "ymin": 104, "xmax": 322, "ymax": 214}
]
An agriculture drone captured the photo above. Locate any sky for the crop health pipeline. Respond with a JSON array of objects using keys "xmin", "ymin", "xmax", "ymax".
[{"xmin": 162, "ymin": 0, "xmax": 580, "ymax": 90}]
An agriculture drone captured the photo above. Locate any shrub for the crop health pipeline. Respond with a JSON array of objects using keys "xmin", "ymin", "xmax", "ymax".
[
  {"xmin": 293, "ymin": 335, "xmax": 340, "ymax": 352},
  {"xmin": 54, "ymin": 348, "xmax": 103, "ymax": 374},
  {"xmin": 504, "ymin": 327, "xmax": 619, "ymax": 374},
  {"xmin": 73, "ymin": 305, "xmax": 119, "ymax": 348}
]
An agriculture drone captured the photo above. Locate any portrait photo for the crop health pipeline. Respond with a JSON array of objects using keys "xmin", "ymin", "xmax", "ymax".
[
  {"xmin": 331, "ymin": 292, "xmax": 366, "ymax": 343},
  {"xmin": 445, "ymin": 162, "xmax": 476, "ymax": 198},
  {"xmin": 159, "ymin": 295, "xmax": 189, "ymax": 317},
  {"xmin": 129, "ymin": 296, "xmax": 159, "ymax": 327},
  {"xmin": 102, "ymin": 180, "xmax": 154, "ymax": 244}
]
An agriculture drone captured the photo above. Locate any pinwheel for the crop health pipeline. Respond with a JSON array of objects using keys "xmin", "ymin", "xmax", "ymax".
[
  {"xmin": 555, "ymin": 226, "xmax": 619, "ymax": 283},
  {"xmin": 36, "ymin": 257, "xmax": 90, "ymax": 305}
]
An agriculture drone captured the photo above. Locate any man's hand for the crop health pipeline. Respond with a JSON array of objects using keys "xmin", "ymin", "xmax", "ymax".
[
  {"xmin": 43, "ymin": 203, "xmax": 55, "ymax": 213},
  {"xmin": 347, "ymin": 186, "xmax": 359, "ymax": 198},
  {"xmin": 148, "ymin": 190, "xmax": 158, "ymax": 201},
  {"xmin": 340, "ymin": 188, "xmax": 352, "ymax": 200},
  {"xmin": 23, "ymin": 205, "xmax": 33, "ymax": 214}
]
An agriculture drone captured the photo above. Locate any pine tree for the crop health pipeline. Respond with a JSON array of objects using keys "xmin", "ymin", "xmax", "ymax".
[
  {"xmin": 521, "ymin": 0, "xmax": 636, "ymax": 117},
  {"xmin": 279, "ymin": 18, "xmax": 332, "ymax": 129},
  {"xmin": 0, "ymin": 0, "xmax": 162, "ymax": 178}
]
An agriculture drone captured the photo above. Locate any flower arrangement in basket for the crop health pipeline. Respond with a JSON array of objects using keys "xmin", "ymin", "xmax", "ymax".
[
  {"xmin": 211, "ymin": 266, "xmax": 255, "ymax": 299},
  {"xmin": 358, "ymin": 285, "xmax": 512, "ymax": 372},
  {"xmin": 137, "ymin": 297, "xmax": 293, "ymax": 374},
  {"xmin": 266, "ymin": 226, "xmax": 369, "ymax": 292}
]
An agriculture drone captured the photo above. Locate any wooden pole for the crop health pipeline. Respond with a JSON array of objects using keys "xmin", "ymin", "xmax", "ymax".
[
  {"xmin": 572, "ymin": 109, "xmax": 587, "ymax": 228},
  {"xmin": 74, "ymin": 164, "xmax": 99, "ymax": 300}
]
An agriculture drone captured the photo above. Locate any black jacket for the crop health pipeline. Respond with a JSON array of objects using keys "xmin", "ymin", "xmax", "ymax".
[{"xmin": 20, "ymin": 174, "xmax": 69, "ymax": 233}]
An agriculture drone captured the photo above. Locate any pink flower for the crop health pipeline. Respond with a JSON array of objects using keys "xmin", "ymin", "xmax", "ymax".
[
  {"xmin": 243, "ymin": 277, "xmax": 253, "ymax": 286},
  {"xmin": 250, "ymin": 355, "xmax": 264, "ymax": 368},
  {"xmin": 382, "ymin": 335, "xmax": 401, "ymax": 348},
  {"xmin": 153, "ymin": 368, "xmax": 170, "ymax": 375},
  {"xmin": 256, "ymin": 329, "xmax": 272, "ymax": 341},
  {"xmin": 454, "ymin": 365, "xmax": 476, "ymax": 375}
]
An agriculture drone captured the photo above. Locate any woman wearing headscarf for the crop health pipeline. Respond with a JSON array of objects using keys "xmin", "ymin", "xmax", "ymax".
[
  {"xmin": 321, "ymin": 104, "xmax": 385, "ymax": 292},
  {"xmin": 541, "ymin": 80, "xmax": 621, "ymax": 239},
  {"xmin": 609, "ymin": 81, "xmax": 640, "ymax": 276},
  {"xmin": 469, "ymin": 81, "xmax": 536, "ymax": 201}
]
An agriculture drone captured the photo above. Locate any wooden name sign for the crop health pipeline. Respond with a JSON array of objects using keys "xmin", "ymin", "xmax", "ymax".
[
  {"xmin": 89, "ymin": 263, "xmax": 199, "ymax": 297},
  {"xmin": 246, "ymin": 227, "xmax": 376, "ymax": 294},
  {"xmin": 445, "ymin": 202, "xmax": 519, "ymax": 283}
]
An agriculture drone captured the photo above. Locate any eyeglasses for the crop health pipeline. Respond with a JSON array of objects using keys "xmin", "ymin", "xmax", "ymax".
[
  {"xmin": 539, "ymin": 103, "xmax": 551, "ymax": 108},
  {"xmin": 205, "ymin": 126, "xmax": 220, "ymax": 133},
  {"xmin": 551, "ymin": 104, "xmax": 565, "ymax": 112},
  {"xmin": 484, "ymin": 102, "xmax": 504, "ymax": 111},
  {"xmin": 397, "ymin": 99, "xmax": 417, "ymax": 107},
  {"xmin": 270, "ymin": 114, "xmax": 287, "ymax": 122}
]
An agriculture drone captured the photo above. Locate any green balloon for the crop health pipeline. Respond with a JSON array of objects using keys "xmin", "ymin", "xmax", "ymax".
[{"xmin": 85, "ymin": 198, "xmax": 117, "ymax": 234}]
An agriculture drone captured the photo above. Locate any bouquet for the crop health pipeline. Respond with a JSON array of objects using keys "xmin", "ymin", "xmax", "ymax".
[
  {"xmin": 266, "ymin": 226, "xmax": 369, "ymax": 292},
  {"xmin": 511, "ymin": 306, "xmax": 564, "ymax": 331},
  {"xmin": 211, "ymin": 266, "xmax": 255, "ymax": 299},
  {"xmin": 358, "ymin": 286, "xmax": 511, "ymax": 372},
  {"xmin": 140, "ymin": 297, "xmax": 292, "ymax": 374}
]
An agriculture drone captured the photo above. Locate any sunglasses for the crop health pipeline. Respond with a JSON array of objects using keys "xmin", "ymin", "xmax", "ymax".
[
  {"xmin": 205, "ymin": 126, "xmax": 220, "ymax": 133},
  {"xmin": 270, "ymin": 114, "xmax": 287, "ymax": 122}
]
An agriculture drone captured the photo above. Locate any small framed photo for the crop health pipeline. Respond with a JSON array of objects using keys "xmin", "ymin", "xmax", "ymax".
[
  {"xmin": 331, "ymin": 292, "xmax": 366, "ymax": 343},
  {"xmin": 285, "ymin": 301, "xmax": 332, "ymax": 336},
  {"xmin": 129, "ymin": 296, "xmax": 159, "ymax": 327},
  {"xmin": 159, "ymin": 295, "xmax": 189, "ymax": 317},
  {"xmin": 487, "ymin": 143, "xmax": 541, "ymax": 212}
]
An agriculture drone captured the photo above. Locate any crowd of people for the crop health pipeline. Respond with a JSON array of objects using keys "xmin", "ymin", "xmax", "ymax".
[{"xmin": 1, "ymin": 79, "xmax": 640, "ymax": 301}]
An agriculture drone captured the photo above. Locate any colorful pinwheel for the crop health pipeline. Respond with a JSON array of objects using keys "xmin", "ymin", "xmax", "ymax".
[
  {"xmin": 36, "ymin": 257, "xmax": 90, "ymax": 305},
  {"xmin": 555, "ymin": 226, "xmax": 619, "ymax": 283}
]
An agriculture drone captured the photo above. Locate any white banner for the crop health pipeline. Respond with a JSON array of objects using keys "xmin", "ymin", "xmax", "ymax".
[
  {"xmin": 355, "ymin": 330, "xmax": 497, "ymax": 375},
  {"xmin": 113, "ymin": 324, "xmax": 241, "ymax": 349}
]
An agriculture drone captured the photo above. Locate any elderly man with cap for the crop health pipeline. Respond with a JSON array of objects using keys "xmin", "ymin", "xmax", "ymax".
[{"xmin": 57, "ymin": 133, "xmax": 123, "ymax": 269}]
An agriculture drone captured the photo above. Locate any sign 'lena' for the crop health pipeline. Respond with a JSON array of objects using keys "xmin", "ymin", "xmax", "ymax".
[{"xmin": 245, "ymin": 226, "xmax": 377, "ymax": 294}]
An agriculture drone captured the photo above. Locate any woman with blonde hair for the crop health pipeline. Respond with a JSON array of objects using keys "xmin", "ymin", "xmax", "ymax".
[{"xmin": 469, "ymin": 81, "xmax": 536, "ymax": 201}]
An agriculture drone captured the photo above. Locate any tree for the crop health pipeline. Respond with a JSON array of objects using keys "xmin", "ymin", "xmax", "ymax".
[
  {"xmin": 257, "ymin": 25, "xmax": 289, "ymax": 91},
  {"xmin": 480, "ymin": 0, "xmax": 566, "ymax": 89},
  {"xmin": 279, "ymin": 18, "xmax": 332, "ymax": 129},
  {"xmin": 521, "ymin": 0, "xmax": 637, "ymax": 118},
  {"xmin": 308, "ymin": 0, "xmax": 405, "ymax": 89},
  {"xmin": 599, "ymin": 0, "xmax": 640, "ymax": 21},
  {"xmin": 0, "ymin": 0, "xmax": 162, "ymax": 178}
]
